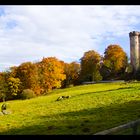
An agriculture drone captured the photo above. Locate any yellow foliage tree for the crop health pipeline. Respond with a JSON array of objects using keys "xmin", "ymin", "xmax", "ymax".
[
  {"xmin": 7, "ymin": 77, "xmax": 21, "ymax": 96},
  {"xmin": 103, "ymin": 44, "xmax": 128, "ymax": 79}
]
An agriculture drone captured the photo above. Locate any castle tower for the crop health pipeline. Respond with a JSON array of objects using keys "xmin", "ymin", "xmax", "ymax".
[{"xmin": 129, "ymin": 31, "xmax": 140, "ymax": 72}]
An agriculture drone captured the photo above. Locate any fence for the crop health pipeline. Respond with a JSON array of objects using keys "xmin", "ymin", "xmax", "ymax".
[
  {"xmin": 94, "ymin": 119, "xmax": 140, "ymax": 135},
  {"xmin": 82, "ymin": 80, "xmax": 124, "ymax": 85}
]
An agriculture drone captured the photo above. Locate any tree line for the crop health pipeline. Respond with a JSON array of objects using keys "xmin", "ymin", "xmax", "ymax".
[{"xmin": 0, "ymin": 44, "xmax": 133, "ymax": 101}]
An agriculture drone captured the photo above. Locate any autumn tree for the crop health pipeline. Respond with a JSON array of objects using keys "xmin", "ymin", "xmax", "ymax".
[
  {"xmin": 9, "ymin": 66, "xmax": 18, "ymax": 78},
  {"xmin": 38, "ymin": 57, "xmax": 66, "ymax": 93},
  {"xmin": 15, "ymin": 62, "xmax": 41, "ymax": 95},
  {"xmin": 63, "ymin": 61, "xmax": 80, "ymax": 87},
  {"xmin": 80, "ymin": 50, "xmax": 102, "ymax": 82},
  {"xmin": 103, "ymin": 44, "xmax": 128, "ymax": 79},
  {"xmin": 0, "ymin": 71, "xmax": 18, "ymax": 101},
  {"xmin": 0, "ymin": 72, "xmax": 8, "ymax": 102}
]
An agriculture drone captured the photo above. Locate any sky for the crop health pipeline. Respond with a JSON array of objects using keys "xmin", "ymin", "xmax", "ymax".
[{"xmin": 0, "ymin": 5, "xmax": 140, "ymax": 72}]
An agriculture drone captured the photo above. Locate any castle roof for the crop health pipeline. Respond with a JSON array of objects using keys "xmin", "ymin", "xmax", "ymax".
[{"xmin": 129, "ymin": 31, "xmax": 140, "ymax": 36}]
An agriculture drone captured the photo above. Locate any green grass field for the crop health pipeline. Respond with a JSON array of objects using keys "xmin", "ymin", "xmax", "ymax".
[{"xmin": 0, "ymin": 81, "xmax": 140, "ymax": 135}]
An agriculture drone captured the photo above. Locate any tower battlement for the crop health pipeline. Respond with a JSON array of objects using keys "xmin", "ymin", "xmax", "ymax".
[{"xmin": 129, "ymin": 31, "xmax": 140, "ymax": 37}]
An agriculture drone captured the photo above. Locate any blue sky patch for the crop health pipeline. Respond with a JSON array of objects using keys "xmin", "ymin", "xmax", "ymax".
[
  {"xmin": 0, "ymin": 7, "xmax": 5, "ymax": 16},
  {"xmin": 6, "ymin": 20, "xmax": 17, "ymax": 29}
]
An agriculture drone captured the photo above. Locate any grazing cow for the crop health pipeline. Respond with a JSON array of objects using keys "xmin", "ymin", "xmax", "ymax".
[
  {"xmin": 1, "ymin": 103, "xmax": 7, "ymax": 112},
  {"xmin": 56, "ymin": 95, "xmax": 71, "ymax": 101},
  {"xmin": 56, "ymin": 96, "xmax": 63, "ymax": 101}
]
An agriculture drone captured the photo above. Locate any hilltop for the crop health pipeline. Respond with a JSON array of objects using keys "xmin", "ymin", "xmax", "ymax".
[{"xmin": 0, "ymin": 82, "xmax": 140, "ymax": 135}]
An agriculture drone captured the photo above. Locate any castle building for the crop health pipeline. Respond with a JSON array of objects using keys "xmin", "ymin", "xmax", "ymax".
[{"xmin": 129, "ymin": 31, "xmax": 140, "ymax": 72}]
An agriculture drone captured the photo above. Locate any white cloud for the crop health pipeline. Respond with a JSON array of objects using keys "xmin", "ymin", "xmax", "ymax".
[{"xmin": 0, "ymin": 6, "xmax": 140, "ymax": 71}]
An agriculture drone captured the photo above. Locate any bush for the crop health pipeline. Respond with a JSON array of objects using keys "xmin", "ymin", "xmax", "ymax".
[{"xmin": 20, "ymin": 89, "xmax": 36, "ymax": 100}]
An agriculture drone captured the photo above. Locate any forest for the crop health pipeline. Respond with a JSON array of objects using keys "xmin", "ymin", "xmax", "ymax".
[{"xmin": 0, "ymin": 44, "xmax": 135, "ymax": 101}]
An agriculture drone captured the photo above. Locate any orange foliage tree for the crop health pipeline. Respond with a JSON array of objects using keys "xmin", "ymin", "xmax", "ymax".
[
  {"xmin": 38, "ymin": 57, "xmax": 66, "ymax": 93},
  {"xmin": 15, "ymin": 62, "xmax": 41, "ymax": 95},
  {"xmin": 103, "ymin": 44, "xmax": 128, "ymax": 79}
]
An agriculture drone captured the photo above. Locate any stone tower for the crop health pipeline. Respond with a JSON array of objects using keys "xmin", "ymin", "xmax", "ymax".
[{"xmin": 129, "ymin": 31, "xmax": 140, "ymax": 72}]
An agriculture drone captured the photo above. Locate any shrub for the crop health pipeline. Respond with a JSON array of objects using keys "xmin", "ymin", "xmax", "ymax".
[{"xmin": 20, "ymin": 89, "xmax": 36, "ymax": 99}]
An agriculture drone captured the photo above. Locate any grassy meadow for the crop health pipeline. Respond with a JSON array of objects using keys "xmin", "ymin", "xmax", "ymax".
[{"xmin": 0, "ymin": 81, "xmax": 140, "ymax": 135}]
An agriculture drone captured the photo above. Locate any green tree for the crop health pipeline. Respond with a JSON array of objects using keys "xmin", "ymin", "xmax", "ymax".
[
  {"xmin": 124, "ymin": 62, "xmax": 134, "ymax": 80},
  {"xmin": 80, "ymin": 50, "xmax": 102, "ymax": 82}
]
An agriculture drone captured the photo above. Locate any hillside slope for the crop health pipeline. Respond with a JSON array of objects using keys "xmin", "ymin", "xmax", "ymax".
[{"xmin": 0, "ymin": 82, "xmax": 140, "ymax": 135}]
